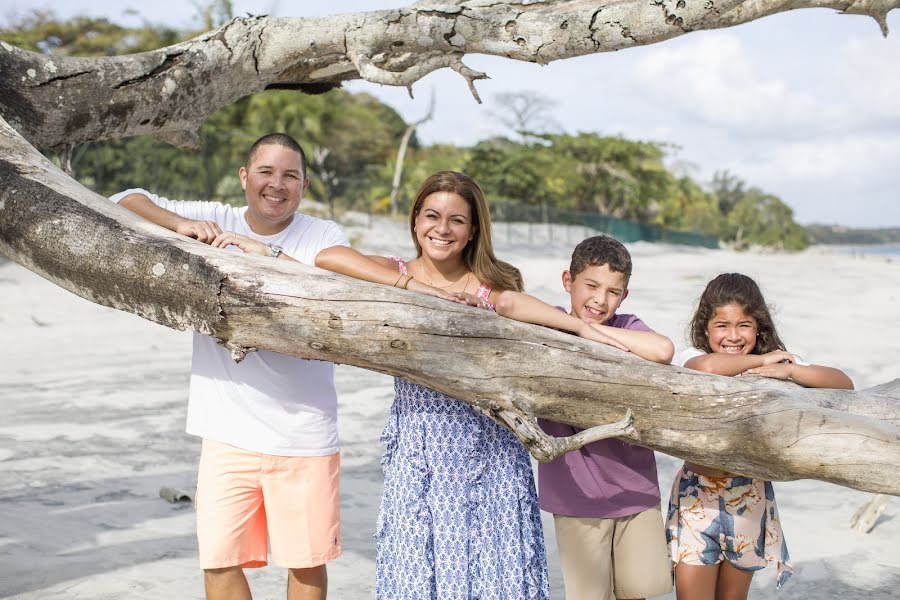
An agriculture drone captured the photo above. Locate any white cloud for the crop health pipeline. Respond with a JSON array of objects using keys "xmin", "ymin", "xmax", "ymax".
[{"xmin": 628, "ymin": 30, "xmax": 900, "ymax": 140}]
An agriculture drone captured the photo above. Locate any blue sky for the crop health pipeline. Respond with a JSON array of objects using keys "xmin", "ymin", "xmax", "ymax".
[{"xmin": 2, "ymin": 1, "xmax": 898, "ymax": 227}]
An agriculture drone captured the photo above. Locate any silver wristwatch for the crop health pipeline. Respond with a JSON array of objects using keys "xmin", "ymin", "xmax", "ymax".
[{"xmin": 268, "ymin": 244, "xmax": 283, "ymax": 258}]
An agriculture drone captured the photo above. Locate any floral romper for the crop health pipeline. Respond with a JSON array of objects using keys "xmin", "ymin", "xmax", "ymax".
[{"xmin": 666, "ymin": 466, "xmax": 793, "ymax": 588}]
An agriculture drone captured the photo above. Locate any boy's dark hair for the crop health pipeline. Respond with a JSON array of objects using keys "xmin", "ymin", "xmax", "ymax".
[
  {"xmin": 569, "ymin": 235, "xmax": 632, "ymax": 284},
  {"xmin": 690, "ymin": 273, "xmax": 786, "ymax": 354},
  {"xmin": 246, "ymin": 133, "xmax": 308, "ymax": 178}
]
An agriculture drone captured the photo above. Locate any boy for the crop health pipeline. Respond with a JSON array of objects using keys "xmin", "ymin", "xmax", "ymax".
[{"xmin": 539, "ymin": 235, "xmax": 674, "ymax": 600}]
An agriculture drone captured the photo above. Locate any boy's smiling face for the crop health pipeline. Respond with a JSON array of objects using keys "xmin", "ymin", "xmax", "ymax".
[{"xmin": 563, "ymin": 263, "xmax": 629, "ymax": 325}]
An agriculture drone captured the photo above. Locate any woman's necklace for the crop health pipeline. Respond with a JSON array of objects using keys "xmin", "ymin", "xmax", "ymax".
[{"xmin": 415, "ymin": 263, "xmax": 472, "ymax": 293}]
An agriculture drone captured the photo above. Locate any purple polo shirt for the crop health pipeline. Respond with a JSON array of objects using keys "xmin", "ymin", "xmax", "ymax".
[{"xmin": 538, "ymin": 312, "xmax": 661, "ymax": 518}]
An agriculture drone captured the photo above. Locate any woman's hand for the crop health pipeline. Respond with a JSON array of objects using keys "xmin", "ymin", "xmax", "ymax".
[
  {"xmin": 450, "ymin": 291, "xmax": 492, "ymax": 308},
  {"xmin": 407, "ymin": 279, "xmax": 469, "ymax": 304},
  {"xmin": 211, "ymin": 231, "xmax": 271, "ymax": 256},
  {"xmin": 583, "ymin": 323, "xmax": 630, "ymax": 352},
  {"xmin": 741, "ymin": 363, "xmax": 795, "ymax": 380}
]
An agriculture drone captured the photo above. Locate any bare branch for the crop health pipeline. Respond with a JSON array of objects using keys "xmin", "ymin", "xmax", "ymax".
[{"xmin": 3, "ymin": 0, "xmax": 897, "ymax": 149}]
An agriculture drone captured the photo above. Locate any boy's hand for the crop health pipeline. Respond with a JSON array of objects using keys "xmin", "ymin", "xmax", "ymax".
[
  {"xmin": 175, "ymin": 219, "xmax": 223, "ymax": 243},
  {"xmin": 583, "ymin": 323, "xmax": 630, "ymax": 352},
  {"xmin": 742, "ymin": 362, "xmax": 795, "ymax": 380}
]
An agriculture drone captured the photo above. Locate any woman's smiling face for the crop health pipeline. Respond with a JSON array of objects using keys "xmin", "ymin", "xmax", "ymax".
[
  {"xmin": 414, "ymin": 191, "xmax": 475, "ymax": 262},
  {"xmin": 706, "ymin": 303, "xmax": 758, "ymax": 354}
]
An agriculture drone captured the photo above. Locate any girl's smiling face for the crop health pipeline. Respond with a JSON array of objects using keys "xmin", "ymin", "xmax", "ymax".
[{"xmin": 707, "ymin": 303, "xmax": 758, "ymax": 354}]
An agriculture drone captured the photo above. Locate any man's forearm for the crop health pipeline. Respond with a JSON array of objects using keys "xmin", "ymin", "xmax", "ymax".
[{"xmin": 119, "ymin": 193, "xmax": 186, "ymax": 232}]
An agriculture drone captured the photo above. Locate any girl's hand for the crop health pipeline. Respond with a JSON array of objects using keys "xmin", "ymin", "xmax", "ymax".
[
  {"xmin": 742, "ymin": 363, "xmax": 795, "ymax": 380},
  {"xmin": 450, "ymin": 291, "xmax": 492, "ymax": 309},
  {"xmin": 761, "ymin": 350, "xmax": 796, "ymax": 365},
  {"xmin": 583, "ymin": 323, "xmax": 630, "ymax": 352},
  {"xmin": 211, "ymin": 231, "xmax": 270, "ymax": 256},
  {"xmin": 407, "ymin": 280, "xmax": 468, "ymax": 304}
]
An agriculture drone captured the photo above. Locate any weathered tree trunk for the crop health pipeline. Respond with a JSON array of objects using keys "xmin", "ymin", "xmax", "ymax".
[
  {"xmin": 1, "ymin": 0, "xmax": 896, "ymax": 151},
  {"xmin": 2, "ymin": 118, "xmax": 899, "ymax": 496}
]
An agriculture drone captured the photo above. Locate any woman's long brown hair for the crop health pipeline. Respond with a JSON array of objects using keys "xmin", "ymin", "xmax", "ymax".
[{"xmin": 409, "ymin": 171, "xmax": 523, "ymax": 292}]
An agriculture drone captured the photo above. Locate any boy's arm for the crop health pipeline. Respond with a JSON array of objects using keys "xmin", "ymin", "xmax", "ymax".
[
  {"xmin": 494, "ymin": 291, "xmax": 629, "ymax": 351},
  {"xmin": 589, "ymin": 323, "xmax": 674, "ymax": 364},
  {"xmin": 118, "ymin": 192, "xmax": 222, "ymax": 244}
]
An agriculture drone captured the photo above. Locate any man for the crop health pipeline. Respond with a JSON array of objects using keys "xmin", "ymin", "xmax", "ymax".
[{"xmin": 111, "ymin": 133, "xmax": 347, "ymax": 600}]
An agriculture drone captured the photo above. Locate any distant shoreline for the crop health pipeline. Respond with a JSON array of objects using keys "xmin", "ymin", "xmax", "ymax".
[{"xmin": 810, "ymin": 243, "xmax": 900, "ymax": 259}]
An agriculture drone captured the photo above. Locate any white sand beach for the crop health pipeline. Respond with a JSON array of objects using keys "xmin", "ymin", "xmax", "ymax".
[{"xmin": 1, "ymin": 217, "xmax": 899, "ymax": 599}]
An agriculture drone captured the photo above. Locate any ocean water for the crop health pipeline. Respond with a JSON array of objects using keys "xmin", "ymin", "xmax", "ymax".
[{"xmin": 839, "ymin": 244, "xmax": 900, "ymax": 258}]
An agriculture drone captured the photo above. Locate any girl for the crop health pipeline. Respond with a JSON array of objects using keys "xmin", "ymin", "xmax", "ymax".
[
  {"xmin": 316, "ymin": 171, "xmax": 618, "ymax": 600},
  {"xmin": 667, "ymin": 272, "xmax": 853, "ymax": 600}
]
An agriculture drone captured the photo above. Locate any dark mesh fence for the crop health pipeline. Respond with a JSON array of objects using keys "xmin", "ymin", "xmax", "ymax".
[{"xmin": 489, "ymin": 202, "xmax": 719, "ymax": 248}]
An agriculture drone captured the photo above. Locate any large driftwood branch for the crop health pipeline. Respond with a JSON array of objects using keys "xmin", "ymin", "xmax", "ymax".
[
  {"xmin": 2, "ymin": 119, "xmax": 899, "ymax": 496},
  {"xmin": 1, "ymin": 0, "xmax": 897, "ymax": 150}
]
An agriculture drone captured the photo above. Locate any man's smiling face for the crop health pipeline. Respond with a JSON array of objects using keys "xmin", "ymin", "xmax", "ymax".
[{"xmin": 240, "ymin": 143, "xmax": 307, "ymax": 236}]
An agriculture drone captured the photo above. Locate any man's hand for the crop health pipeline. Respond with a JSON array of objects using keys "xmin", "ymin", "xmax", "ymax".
[
  {"xmin": 211, "ymin": 231, "xmax": 271, "ymax": 256},
  {"xmin": 175, "ymin": 219, "xmax": 223, "ymax": 244}
]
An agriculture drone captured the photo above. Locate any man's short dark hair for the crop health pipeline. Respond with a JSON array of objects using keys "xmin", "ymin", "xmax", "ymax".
[
  {"xmin": 569, "ymin": 235, "xmax": 632, "ymax": 284},
  {"xmin": 246, "ymin": 133, "xmax": 308, "ymax": 178}
]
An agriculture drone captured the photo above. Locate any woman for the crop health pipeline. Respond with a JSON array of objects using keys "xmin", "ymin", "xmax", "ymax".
[{"xmin": 316, "ymin": 171, "xmax": 549, "ymax": 599}]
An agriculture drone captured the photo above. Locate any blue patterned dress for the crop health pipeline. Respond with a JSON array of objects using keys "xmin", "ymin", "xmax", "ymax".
[{"xmin": 375, "ymin": 259, "xmax": 549, "ymax": 600}]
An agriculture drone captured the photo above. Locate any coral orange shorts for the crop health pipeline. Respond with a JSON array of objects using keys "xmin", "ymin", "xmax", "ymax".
[{"xmin": 195, "ymin": 439, "xmax": 341, "ymax": 569}]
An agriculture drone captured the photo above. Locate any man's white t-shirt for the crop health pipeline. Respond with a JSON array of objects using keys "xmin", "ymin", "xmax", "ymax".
[{"xmin": 110, "ymin": 188, "xmax": 349, "ymax": 456}]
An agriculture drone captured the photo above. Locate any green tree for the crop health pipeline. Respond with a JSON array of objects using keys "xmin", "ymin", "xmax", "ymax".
[
  {"xmin": 726, "ymin": 191, "xmax": 808, "ymax": 250},
  {"xmin": 710, "ymin": 170, "xmax": 747, "ymax": 216},
  {"xmin": 463, "ymin": 138, "xmax": 563, "ymax": 206},
  {"xmin": 374, "ymin": 144, "xmax": 470, "ymax": 214},
  {"xmin": 654, "ymin": 176, "xmax": 722, "ymax": 234},
  {"xmin": 0, "ymin": 10, "xmax": 184, "ymax": 55}
]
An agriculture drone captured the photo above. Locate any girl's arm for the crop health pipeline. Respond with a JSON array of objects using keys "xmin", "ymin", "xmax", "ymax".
[
  {"xmin": 684, "ymin": 350, "xmax": 794, "ymax": 376},
  {"xmin": 314, "ymin": 246, "xmax": 458, "ymax": 301},
  {"xmin": 493, "ymin": 291, "xmax": 628, "ymax": 351},
  {"xmin": 685, "ymin": 353, "xmax": 765, "ymax": 376},
  {"xmin": 744, "ymin": 363, "xmax": 854, "ymax": 389},
  {"xmin": 588, "ymin": 324, "xmax": 674, "ymax": 365}
]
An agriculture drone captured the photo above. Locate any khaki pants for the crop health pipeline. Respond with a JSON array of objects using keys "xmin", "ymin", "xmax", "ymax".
[{"xmin": 554, "ymin": 505, "xmax": 672, "ymax": 600}]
